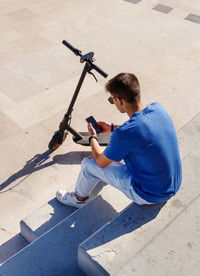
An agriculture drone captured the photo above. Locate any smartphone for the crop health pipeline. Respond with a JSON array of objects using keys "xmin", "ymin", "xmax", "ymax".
[{"xmin": 86, "ymin": 116, "xmax": 102, "ymax": 134}]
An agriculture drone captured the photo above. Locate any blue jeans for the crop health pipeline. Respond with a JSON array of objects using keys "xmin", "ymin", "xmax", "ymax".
[{"xmin": 75, "ymin": 157, "xmax": 152, "ymax": 205}]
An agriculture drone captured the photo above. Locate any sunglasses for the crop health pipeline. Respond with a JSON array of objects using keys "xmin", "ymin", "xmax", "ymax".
[
  {"xmin": 108, "ymin": 96, "xmax": 123, "ymax": 104},
  {"xmin": 108, "ymin": 96, "xmax": 116, "ymax": 104}
]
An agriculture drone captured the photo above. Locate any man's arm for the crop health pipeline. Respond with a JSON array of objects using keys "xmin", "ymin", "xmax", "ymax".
[
  {"xmin": 88, "ymin": 123, "xmax": 113, "ymax": 168},
  {"xmin": 90, "ymin": 138, "xmax": 113, "ymax": 168}
]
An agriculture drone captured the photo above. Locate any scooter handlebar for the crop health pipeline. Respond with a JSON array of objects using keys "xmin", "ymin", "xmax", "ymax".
[
  {"xmin": 62, "ymin": 40, "xmax": 108, "ymax": 78},
  {"xmin": 89, "ymin": 62, "xmax": 108, "ymax": 78},
  {"xmin": 62, "ymin": 40, "xmax": 82, "ymax": 56}
]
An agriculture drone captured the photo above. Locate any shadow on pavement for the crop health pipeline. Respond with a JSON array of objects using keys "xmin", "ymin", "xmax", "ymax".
[
  {"xmin": 53, "ymin": 151, "xmax": 91, "ymax": 164},
  {"xmin": 0, "ymin": 150, "xmax": 52, "ymax": 193},
  {"xmin": 0, "ymin": 183, "xmax": 109, "ymax": 270},
  {"xmin": 0, "ymin": 234, "xmax": 28, "ymax": 264},
  {"xmin": 27, "ymin": 181, "xmax": 106, "ymax": 242},
  {"xmin": 0, "ymin": 150, "xmax": 91, "ymax": 193}
]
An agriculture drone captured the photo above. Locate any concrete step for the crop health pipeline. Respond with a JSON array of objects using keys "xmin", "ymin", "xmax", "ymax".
[
  {"xmin": 20, "ymin": 181, "xmax": 108, "ymax": 243},
  {"xmin": 114, "ymin": 188, "xmax": 200, "ymax": 276},
  {"xmin": 78, "ymin": 154, "xmax": 200, "ymax": 276},
  {"xmin": 77, "ymin": 113, "xmax": 200, "ymax": 276},
  {"xmin": 178, "ymin": 112, "xmax": 200, "ymax": 159},
  {"xmin": 0, "ymin": 185, "xmax": 131, "ymax": 276},
  {"xmin": 20, "ymin": 197, "xmax": 77, "ymax": 243}
]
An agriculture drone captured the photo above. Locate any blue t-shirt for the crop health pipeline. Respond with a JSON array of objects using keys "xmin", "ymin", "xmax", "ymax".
[{"xmin": 104, "ymin": 102, "xmax": 182, "ymax": 203}]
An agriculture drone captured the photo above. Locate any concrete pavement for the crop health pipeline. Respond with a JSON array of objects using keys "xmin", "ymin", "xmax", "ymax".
[{"xmin": 0, "ymin": 0, "xmax": 200, "ymax": 273}]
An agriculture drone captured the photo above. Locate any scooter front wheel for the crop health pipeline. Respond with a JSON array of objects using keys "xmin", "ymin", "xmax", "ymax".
[{"xmin": 48, "ymin": 131, "xmax": 68, "ymax": 151}]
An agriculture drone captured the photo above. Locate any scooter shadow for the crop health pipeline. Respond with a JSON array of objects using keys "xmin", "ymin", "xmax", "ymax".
[
  {"xmin": 53, "ymin": 151, "xmax": 92, "ymax": 165},
  {"xmin": 0, "ymin": 150, "xmax": 92, "ymax": 192}
]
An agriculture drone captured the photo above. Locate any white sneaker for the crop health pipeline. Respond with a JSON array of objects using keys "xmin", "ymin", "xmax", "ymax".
[{"xmin": 56, "ymin": 190, "xmax": 87, "ymax": 208}]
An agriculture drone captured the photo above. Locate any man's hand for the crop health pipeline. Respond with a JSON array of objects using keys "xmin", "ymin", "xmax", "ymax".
[
  {"xmin": 87, "ymin": 122, "xmax": 113, "ymax": 168},
  {"xmin": 97, "ymin": 121, "xmax": 111, "ymax": 133},
  {"xmin": 87, "ymin": 123, "xmax": 97, "ymax": 137}
]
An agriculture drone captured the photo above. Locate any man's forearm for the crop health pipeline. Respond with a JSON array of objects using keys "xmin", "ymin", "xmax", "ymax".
[
  {"xmin": 90, "ymin": 137, "xmax": 103, "ymax": 161},
  {"xmin": 87, "ymin": 123, "xmax": 113, "ymax": 168}
]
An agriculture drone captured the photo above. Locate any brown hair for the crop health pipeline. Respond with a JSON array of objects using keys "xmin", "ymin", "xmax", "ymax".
[{"xmin": 105, "ymin": 73, "xmax": 140, "ymax": 103}]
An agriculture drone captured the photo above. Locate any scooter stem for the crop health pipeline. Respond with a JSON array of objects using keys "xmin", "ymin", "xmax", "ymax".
[{"xmin": 65, "ymin": 63, "xmax": 88, "ymax": 118}]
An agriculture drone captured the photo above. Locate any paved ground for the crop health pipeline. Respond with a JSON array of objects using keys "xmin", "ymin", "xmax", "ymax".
[{"xmin": 0, "ymin": 0, "xmax": 200, "ymax": 267}]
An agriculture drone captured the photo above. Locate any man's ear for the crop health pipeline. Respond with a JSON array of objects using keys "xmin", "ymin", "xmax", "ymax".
[{"xmin": 117, "ymin": 97, "xmax": 124, "ymax": 106}]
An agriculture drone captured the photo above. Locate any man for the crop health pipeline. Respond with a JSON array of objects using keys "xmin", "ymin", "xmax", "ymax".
[{"xmin": 56, "ymin": 73, "xmax": 182, "ymax": 207}]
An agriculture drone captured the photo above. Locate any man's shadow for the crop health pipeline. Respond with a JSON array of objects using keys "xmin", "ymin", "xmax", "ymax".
[
  {"xmin": 83, "ymin": 201, "xmax": 166, "ymax": 252},
  {"xmin": 0, "ymin": 150, "xmax": 92, "ymax": 193}
]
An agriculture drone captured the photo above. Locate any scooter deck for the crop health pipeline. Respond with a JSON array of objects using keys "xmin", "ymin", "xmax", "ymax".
[{"xmin": 73, "ymin": 132, "xmax": 111, "ymax": 146}]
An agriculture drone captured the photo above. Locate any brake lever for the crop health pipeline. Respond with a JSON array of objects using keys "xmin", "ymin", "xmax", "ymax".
[{"xmin": 86, "ymin": 67, "xmax": 98, "ymax": 82}]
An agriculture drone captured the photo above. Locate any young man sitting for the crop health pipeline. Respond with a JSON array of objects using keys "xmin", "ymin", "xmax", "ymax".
[{"xmin": 56, "ymin": 73, "xmax": 182, "ymax": 207}]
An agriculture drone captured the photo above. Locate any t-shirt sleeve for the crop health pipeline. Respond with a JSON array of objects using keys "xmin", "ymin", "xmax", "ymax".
[{"xmin": 104, "ymin": 128, "xmax": 129, "ymax": 161}]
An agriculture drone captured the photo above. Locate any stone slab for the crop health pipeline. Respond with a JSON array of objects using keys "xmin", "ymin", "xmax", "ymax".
[
  {"xmin": 0, "ymin": 67, "xmax": 41, "ymax": 103},
  {"xmin": 178, "ymin": 112, "xmax": 200, "ymax": 159},
  {"xmin": 6, "ymin": 8, "xmax": 38, "ymax": 24},
  {"xmin": 20, "ymin": 198, "xmax": 77, "ymax": 243},
  {"xmin": 0, "ymin": 92, "xmax": 14, "ymax": 109},
  {"xmin": 78, "ymin": 202, "xmax": 165, "ymax": 276},
  {"xmin": 78, "ymin": 154, "xmax": 200, "ymax": 275},
  {"xmin": 0, "ymin": 234, "xmax": 28, "ymax": 264},
  {"xmin": 123, "ymin": 0, "xmax": 142, "ymax": 4},
  {"xmin": 0, "ymin": 185, "xmax": 131, "ymax": 276},
  {"xmin": 185, "ymin": 13, "xmax": 200, "ymax": 24},
  {"xmin": 0, "ymin": 30, "xmax": 22, "ymax": 44},
  {"xmin": 115, "ymin": 193, "xmax": 200, "ymax": 276},
  {"xmin": 20, "ymin": 180, "xmax": 131, "ymax": 243},
  {"xmin": 149, "ymin": 0, "xmax": 200, "ymax": 12},
  {"xmin": 152, "ymin": 4, "xmax": 173, "ymax": 14},
  {"xmin": 0, "ymin": 111, "xmax": 21, "ymax": 140}
]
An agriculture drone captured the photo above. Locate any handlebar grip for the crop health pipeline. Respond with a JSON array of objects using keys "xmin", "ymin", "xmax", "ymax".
[
  {"xmin": 90, "ymin": 62, "xmax": 108, "ymax": 78},
  {"xmin": 62, "ymin": 40, "xmax": 81, "ymax": 56}
]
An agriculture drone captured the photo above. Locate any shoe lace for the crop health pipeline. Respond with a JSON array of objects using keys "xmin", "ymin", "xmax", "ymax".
[{"xmin": 63, "ymin": 191, "xmax": 75, "ymax": 200}]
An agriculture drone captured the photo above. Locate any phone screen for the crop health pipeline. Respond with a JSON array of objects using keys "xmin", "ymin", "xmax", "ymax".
[{"xmin": 86, "ymin": 116, "xmax": 102, "ymax": 134}]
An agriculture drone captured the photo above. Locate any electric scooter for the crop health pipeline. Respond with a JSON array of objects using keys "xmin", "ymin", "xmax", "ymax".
[{"xmin": 48, "ymin": 40, "xmax": 111, "ymax": 151}]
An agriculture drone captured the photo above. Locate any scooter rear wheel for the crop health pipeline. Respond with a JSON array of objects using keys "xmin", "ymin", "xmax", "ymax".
[{"xmin": 48, "ymin": 131, "xmax": 68, "ymax": 151}]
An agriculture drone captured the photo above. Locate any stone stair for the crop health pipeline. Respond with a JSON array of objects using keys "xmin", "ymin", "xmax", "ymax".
[
  {"xmin": 0, "ymin": 113, "xmax": 199, "ymax": 276},
  {"xmin": 0, "ymin": 185, "xmax": 131, "ymax": 275},
  {"xmin": 20, "ymin": 197, "xmax": 77, "ymax": 243},
  {"xmin": 78, "ymin": 155, "xmax": 199, "ymax": 275}
]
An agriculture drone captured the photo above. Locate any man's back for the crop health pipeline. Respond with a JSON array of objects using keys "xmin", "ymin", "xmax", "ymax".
[{"xmin": 104, "ymin": 102, "xmax": 182, "ymax": 203}]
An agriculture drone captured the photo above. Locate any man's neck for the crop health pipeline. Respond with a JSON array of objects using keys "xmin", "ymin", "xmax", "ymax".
[{"xmin": 126, "ymin": 102, "xmax": 145, "ymax": 118}]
